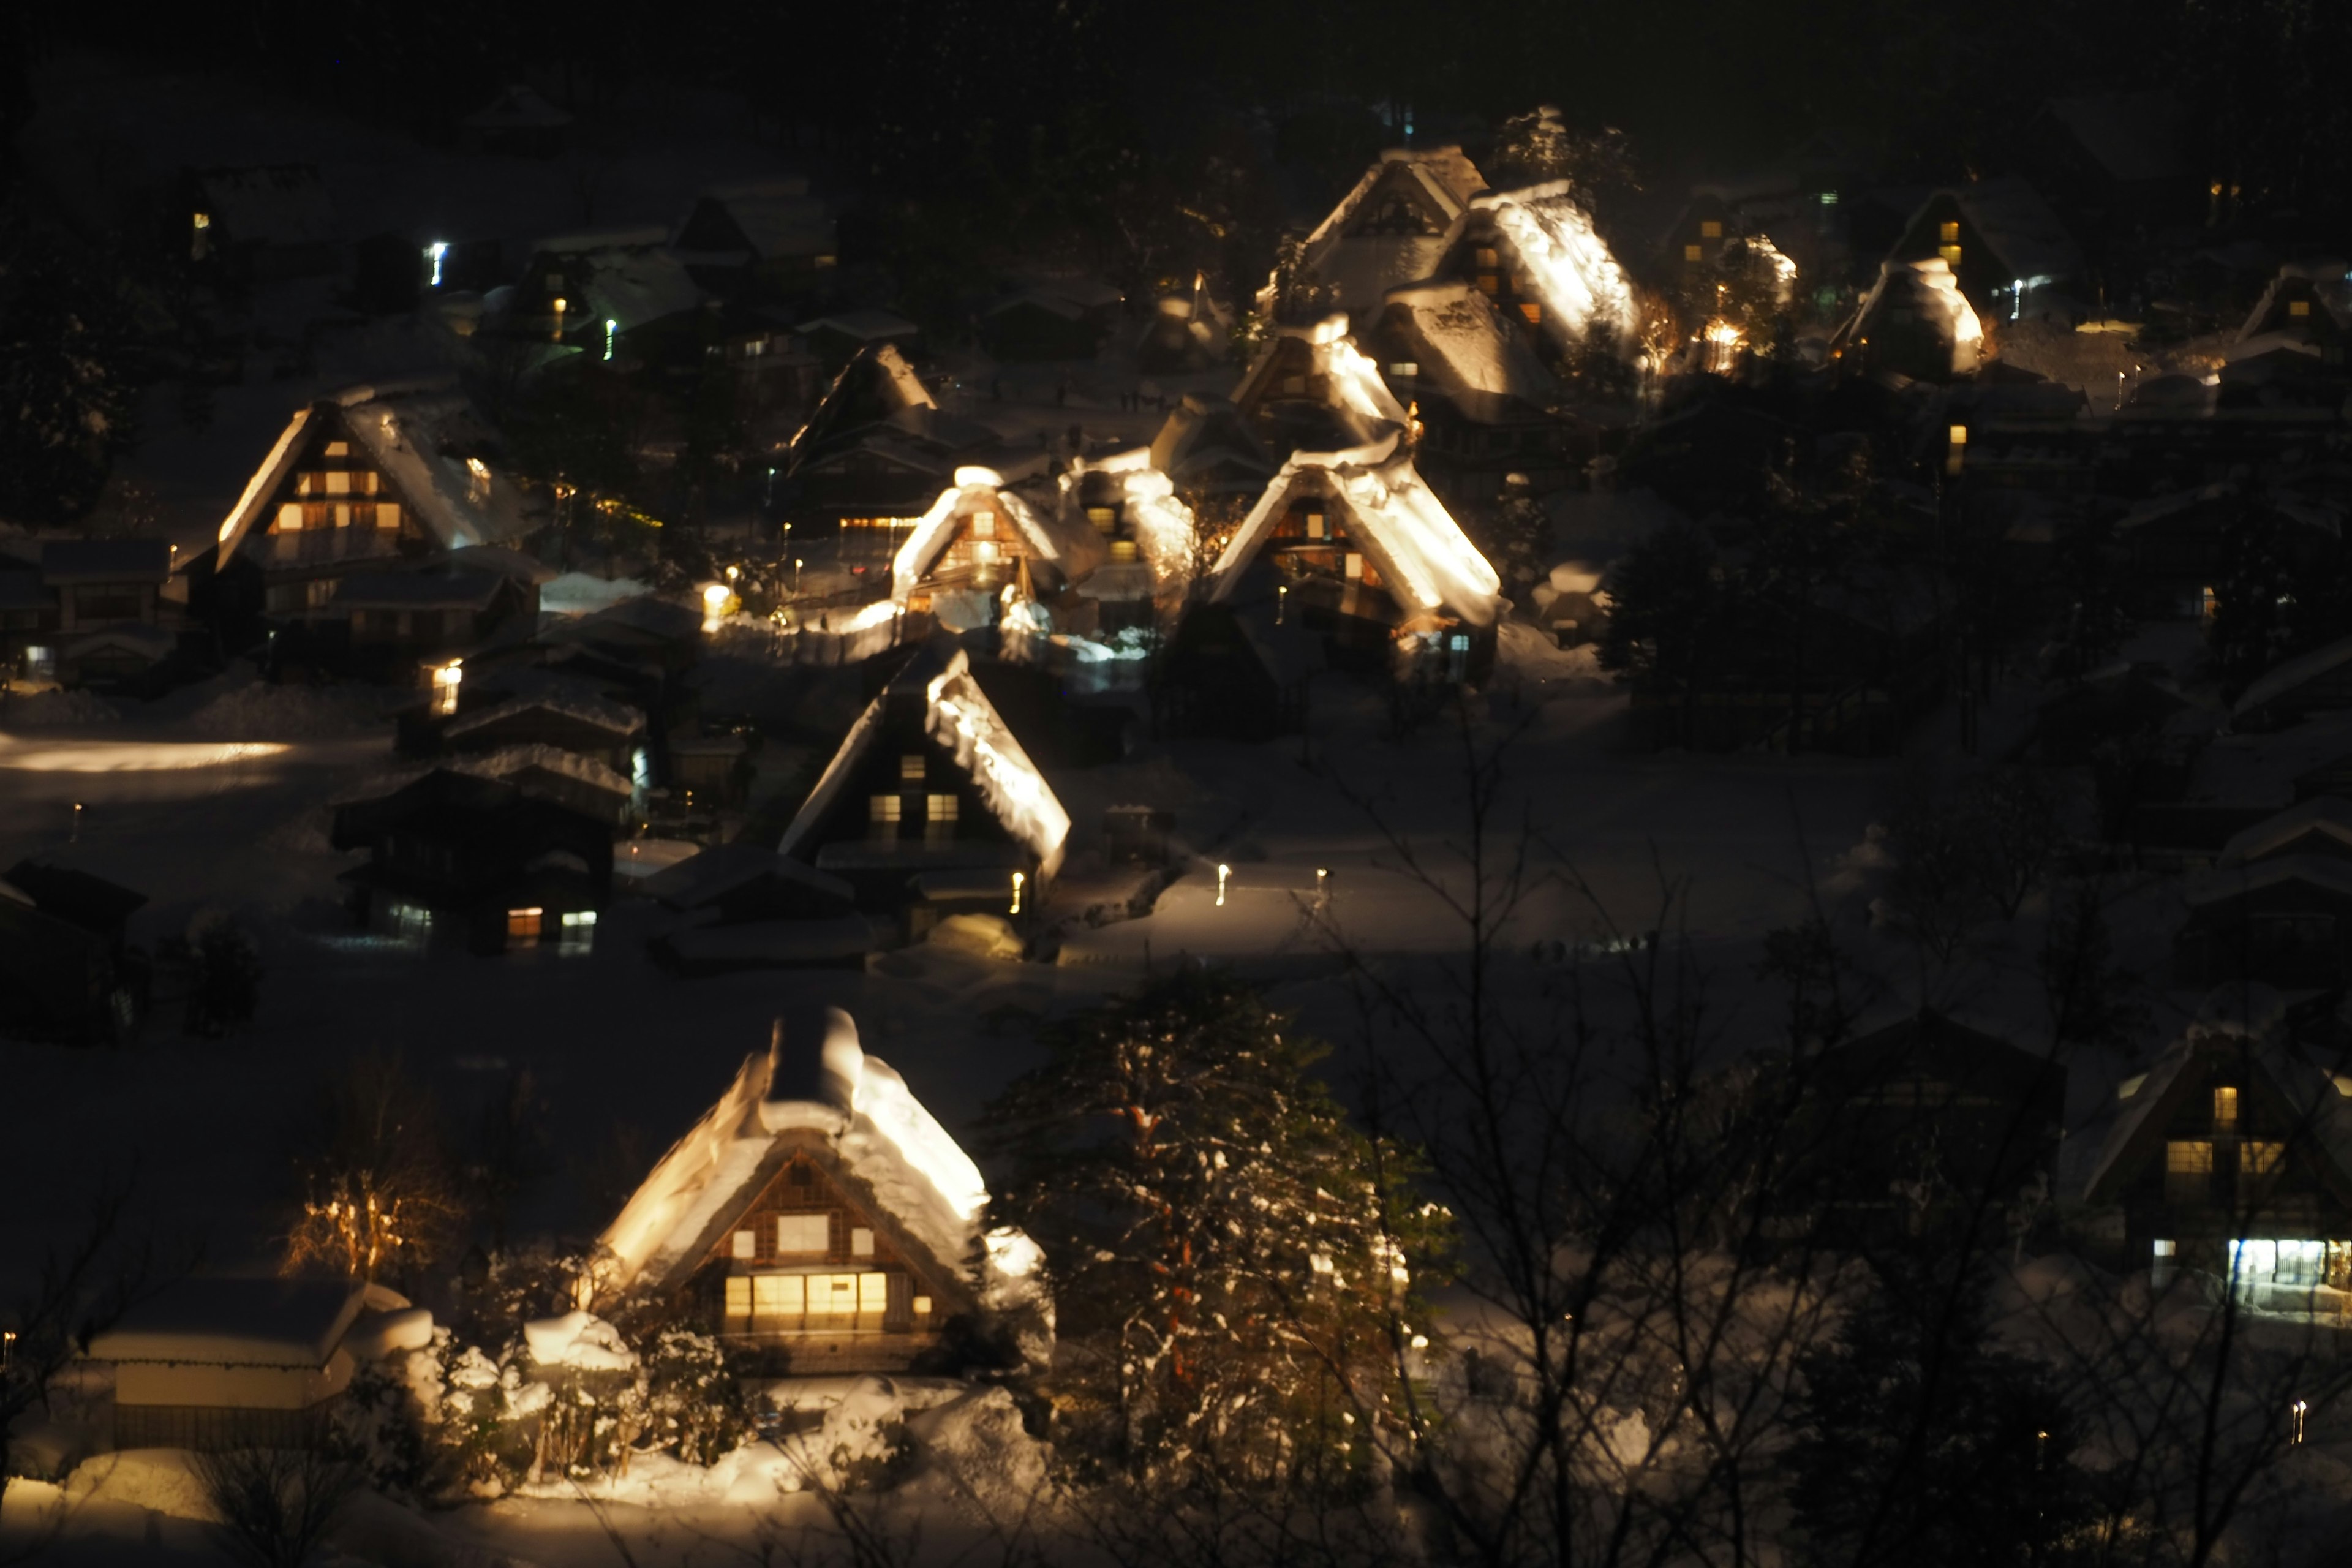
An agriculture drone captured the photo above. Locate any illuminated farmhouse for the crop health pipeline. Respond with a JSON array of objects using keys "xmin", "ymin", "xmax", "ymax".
[{"xmin": 597, "ymin": 1007, "xmax": 1044, "ymax": 1375}]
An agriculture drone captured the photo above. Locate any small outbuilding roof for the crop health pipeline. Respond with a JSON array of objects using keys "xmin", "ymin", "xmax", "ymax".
[{"xmin": 89, "ymin": 1278, "xmax": 367, "ymax": 1369}]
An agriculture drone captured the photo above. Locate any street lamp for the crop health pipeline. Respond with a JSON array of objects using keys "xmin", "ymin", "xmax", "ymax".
[
  {"xmin": 1216, "ymin": 863, "xmax": 1231, "ymax": 907},
  {"xmin": 1010, "ymin": 871, "xmax": 1025, "ymax": 916}
]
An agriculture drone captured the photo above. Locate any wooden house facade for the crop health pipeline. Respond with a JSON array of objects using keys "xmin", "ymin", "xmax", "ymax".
[
  {"xmin": 1887, "ymin": 178, "xmax": 2084, "ymax": 327},
  {"xmin": 891, "ymin": 467, "xmax": 1094, "ymax": 620},
  {"xmin": 777, "ymin": 644, "xmax": 1072, "ymax": 930},
  {"xmin": 2174, "ymin": 802, "xmax": 2352, "ymax": 989},
  {"xmin": 1277, "ymin": 148, "xmax": 1487, "ymax": 325},
  {"xmin": 597, "ymin": 1009, "xmax": 1047, "ymax": 1376},
  {"xmin": 194, "ymin": 382, "xmax": 539, "ymax": 658},
  {"xmin": 330, "ymin": 770, "xmax": 614, "ymax": 956},
  {"xmin": 1426, "ymin": 183, "xmax": 1642, "ymax": 375},
  {"xmin": 0, "ymin": 860, "xmax": 146, "ymax": 1045},
  {"xmin": 783, "ymin": 345, "xmax": 1001, "ymax": 527},
  {"xmin": 1205, "ymin": 434, "xmax": 1504, "ymax": 682},
  {"xmin": 2082, "ymin": 990, "xmax": 2352, "ymax": 1314}
]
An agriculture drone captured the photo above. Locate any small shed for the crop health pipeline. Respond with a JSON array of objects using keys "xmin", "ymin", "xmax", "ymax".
[{"xmin": 89, "ymin": 1278, "xmax": 431, "ymax": 1450}]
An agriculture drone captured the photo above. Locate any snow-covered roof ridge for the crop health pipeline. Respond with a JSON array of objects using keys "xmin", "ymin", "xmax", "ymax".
[
  {"xmin": 892, "ymin": 467, "xmax": 1096, "ymax": 603},
  {"xmin": 1207, "ymin": 433, "xmax": 1504, "ymax": 627},
  {"xmin": 1930, "ymin": 177, "xmax": 2085, "ymax": 286},
  {"xmin": 1058, "ymin": 452, "xmax": 1200, "ymax": 589},
  {"xmin": 2185, "ymin": 852, "xmax": 2352, "ymax": 908},
  {"xmin": 2234, "ymin": 633, "xmax": 2352, "ymax": 717},
  {"xmin": 2218, "ymin": 796, "xmax": 2352, "ymax": 867},
  {"xmin": 1461, "ymin": 181, "xmax": 1639, "ymax": 352},
  {"xmin": 1843, "ymin": 258, "xmax": 1984, "ymax": 377},
  {"xmin": 924, "ymin": 649, "xmax": 1072, "ymax": 877},
  {"xmin": 1303, "ymin": 146, "xmax": 1487, "ymax": 251},
  {"xmin": 445, "ymin": 688, "xmax": 645, "ymax": 740},
  {"xmin": 596, "ymin": 1011, "xmax": 1038, "ymax": 1315},
  {"xmin": 2237, "ymin": 261, "xmax": 2352, "ymax": 341}
]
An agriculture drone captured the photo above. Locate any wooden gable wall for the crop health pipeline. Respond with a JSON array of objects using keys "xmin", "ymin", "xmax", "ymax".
[
  {"xmin": 260, "ymin": 414, "xmax": 429, "ymax": 546},
  {"xmin": 915, "ymin": 491, "xmax": 1038, "ymax": 590}
]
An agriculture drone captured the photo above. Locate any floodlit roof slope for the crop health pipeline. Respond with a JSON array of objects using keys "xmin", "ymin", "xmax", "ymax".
[
  {"xmin": 1845, "ymin": 258, "xmax": 1984, "ymax": 376},
  {"xmin": 597, "ymin": 1008, "xmax": 1042, "ymax": 1317},
  {"xmin": 1062, "ymin": 449, "xmax": 1201, "ymax": 589},
  {"xmin": 527, "ymin": 230, "xmax": 702, "ymax": 331},
  {"xmin": 1462, "ymin": 181, "xmax": 1640, "ymax": 351},
  {"xmin": 892, "ymin": 467, "xmax": 1098, "ymax": 601},
  {"xmin": 777, "ymin": 646, "xmax": 1072, "ymax": 878},
  {"xmin": 1233, "ymin": 314, "xmax": 1409, "ymax": 431},
  {"xmin": 2236, "ymin": 633, "xmax": 2352, "ymax": 718},
  {"xmin": 2237, "ymin": 259, "xmax": 2352, "ymax": 343},
  {"xmin": 1208, "ymin": 432, "xmax": 1504, "ymax": 627},
  {"xmin": 1915, "ymin": 178, "xmax": 2085, "ymax": 285}
]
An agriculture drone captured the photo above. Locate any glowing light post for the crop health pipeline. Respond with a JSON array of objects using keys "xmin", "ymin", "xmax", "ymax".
[
  {"xmin": 702, "ymin": 582, "xmax": 732, "ymax": 632},
  {"xmin": 1, "ymin": 1329, "xmax": 14, "ymax": 1370},
  {"xmin": 1216, "ymin": 863, "xmax": 1231, "ymax": 907},
  {"xmin": 431, "ymin": 659, "xmax": 464, "ymax": 718},
  {"xmin": 1276, "ymin": 583, "xmax": 1288, "ymax": 624},
  {"xmin": 70, "ymin": 802, "xmax": 82, "ymax": 842},
  {"xmin": 426, "ymin": 241, "xmax": 447, "ymax": 287},
  {"xmin": 603, "ymin": 318, "xmax": 619, "ymax": 362},
  {"xmin": 794, "ymin": 557, "xmax": 805, "ymax": 596},
  {"xmin": 2294, "ymin": 1400, "xmax": 2309, "ymax": 1445},
  {"xmin": 1010, "ymin": 870, "xmax": 1025, "ymax": 916},
  {"xmin": 1316, "ymin": 866, "xmax": 1329, "ymax": 911}
]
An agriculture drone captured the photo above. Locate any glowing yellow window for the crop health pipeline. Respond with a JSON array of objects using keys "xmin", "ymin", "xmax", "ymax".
[
  {"xmin": 1086, "ymin": 505, "xmax": 1116, "ymax": 533},
  {"xmin": 506, "ymin": 908, "xmax": 542, "ymax": 941},
  {"xmin": 2214, "ymin": 1087, "xmax": 2239, "ymax": 1127},
  {"xmin": 899, "ymin": 754, "xmax": 925, "ymax": 783},
  {"xmin": 808, "ymin": 1273, "xmax": 862, "ymax": 1317},
  {"xmin": 753, "ymin": 1274, "xmax": 804, "ymax": 1320},
  {"xmin": 2168, "ymin": 1140, "xmax": 2214, "ymax": 1173},
  {"xmin": 1682, "ymin": 245, "xmax": 1702, "ymax": 263},
  {"xmin": 869, "ymin": 794, "xmax": 902, "ymax": 826},
  {"xmin": 724, "ymin": 1276, "xmax": 751, "ymax": 1319},
  {"xmin": 1939, "ymin": 221, "xmax": 1960, "ymax": 243},
  {"xmin": 970, "ymin": 510, "xmax": 997, "ymax": 539},
  {"xmin": 926, "ymin": 794, "xmax": 959, "ymax": 823},
  {"xmin": 1700, "ymin": 220, "xmax": 1722, "ymax": 238},
  {"xmin": 1478, "ymin": 272, "xmax": 1501, "ymax": 292},
  {"xmin": 1939, "ymin": 244, "xmax": 1962, "ymax": 265},
  {"xmin": 1520, "ymin": 302, "xmax": 1542, "ymax": 326},
  {"xmin": 1305, "ymin": 511, "xmax": 1327, "ymax": 540},
  {"xmin": 324, "ymin": 441, "xmax": 350, "ymax": 458},
  {"xmin": 731, "ymin": 1229, "xmax": 755, "ymax": 1259},
  {"xmin": 2290, "ymin": 299, "xmax": 2312, "ymax": 318},
  {"xmin": 1474, "ymin": 247, "xmax": 1498, "ymax": 268},
  {"xmin": 777, "ymin": 1213, "xmax": 829, "ymax": 1254},
  {"xmin": 2243, "ymin": 1141, "xmax": 2286, "ymax": 1175},
  {"xmin": 375, "ymin": 503, "xmax": 401, "ymax": 531}
]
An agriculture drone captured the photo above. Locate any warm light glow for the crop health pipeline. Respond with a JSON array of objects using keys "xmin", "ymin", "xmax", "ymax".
[
  {"xmin": 1216, "ymin": 862, "xmax": 1231, "ymax": 907},
  {"xmin": 1470, "ymin": 182, "xmax": 1639, "ymax": 350},
  {"xmin": 1010, "ymin": 870, "xmax": 1025, "ymax": 915},
  {"xmin": 0, "ymin": 738, "xmax": 289, "ymax": 773},
  {"xmin": 432, "ymin": 658, "xmax": 464, "ymax": 717},
  {"xmin": 466, "ymin": 457, "xmax": 491, "ymax": 481},
  {"xmin": 427, "ymin": 241, "xmax": 447, "ymax": 287}
]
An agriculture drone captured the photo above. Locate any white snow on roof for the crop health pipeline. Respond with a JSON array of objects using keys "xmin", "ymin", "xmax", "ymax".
[
  {"xmin": 639, "ymin": 841, "xmax": 853, "ymax": 909},
  {"xmin": 699, "ymin": 181, "xmax": 832, "ymax": 260},
  {"xmin": 925, "ymin": 649, "xmax": 1071, "ymax": 877},
  {"xmin": 528, "ymin": 236, "xmax": 702, "ymax": 333},
  {"xmin": 218, "ymin": 385, "xmax": 537, "ymax": 565},
  {"xmin": 597, "ymin": 1011, "xmax": 1037, "ymax": 1314},
  {"xmin": 892, "ymin": 468, "xmax": 1092, "ymax": 602},
  {"xmin": 1297, "ymin": 149, "xmax": 1488, "ymax": 317},
  {"xmin": 1847, "ymin": 258, "xmax": 1983, "ymax": 375},
  {"xmin": 89, "ymin": 1278, "xmax": 365, "ymax": 1368},
  {"xmin": 2236, "ymin": 633, "xmax": 2352, "ymax": 716},
  {"xmin": 1467, "ymin": 181, "xmax": 1639, "ymax": 351},
  {"xmin": 1932, "ymin": 178, "xmax": 2084, "ymax": 285},
  {"xmin": 776, "ymin": 688, "xmax": 886, "ymax": 863},
  {"xmin": 446, "ymin": 690, "xmax": 644, "ymax": 741},
  {"xmin": 1061, "ymin": 450, "xmax": 1200, "ymax": 589},
  {"xmin": 2185, "ymin": 852, "xmax": 2352, "ymax": 908},
  {"xmin": 2237, "ymin": 260, "xmax": 2352, "ymax": 343},
  {"xmin": 1381, "ymin": 279, "xmax": 1556, "ymax": 400},
  {"xmin": 1208, "ymin": 432, "xmax": 1504, "ymax": 627},
  {"xmin": 2218, "ymin": 797, "xmax": 2352, "ymax": 867},
  {"xmin": 524, "ymin": 1310, "xmax": 637, "ymax": 1371}
]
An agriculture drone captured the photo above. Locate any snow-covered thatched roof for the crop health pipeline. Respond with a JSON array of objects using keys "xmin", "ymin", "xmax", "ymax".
[
  {"xmin": 2218, "ymin": 797, "xmax": 2352, "ymax": 867},
  {"xmin": 216, "ymin": 381, "xmax": 539, "ymax": 564},
  {"xmin": 682, "ymin": 179, "xmax": 833, "ymax": 263},
  {"xmin": 892, "ymin": 467, "xmax": 1096, "ymax": 601},
  {"xmin": 778, "ymin": 646, "xmax": 1072, "ymax": 878},
  {"xmin": 2237, "ymin": 260, "xmax": 2352, "ymax": 343},
  {"xmin": 1208, "ymin": 432, "xmax": 1504, "ymax": 627},
  {"xmin": 1150, "ymin": 393, "xmax": 1276, "ymax": 492},
  {"xmin": 1379, "ymin": 279, "xmax": 1558, "ymax": 402},
  {"xmin": 1231, "ymin": 315, "xmax": 1409, "ymax": 454},
  {"xmin": 638, "ymin": 841, "xmax": 854, "ymax": 910},
  {"xmin": 597, "ymin": 1008, "xmax": 1042, "ymax": 1314},
  {"xmin": 1913, "ymin": 178, "xmax": 2084, "ymax": 287},
  {"xmin": 190, "ymin": 165, "xmax": 336, "ymax": 247},
  {"xmin": 2084, "ymin": 987, "xmax": 2352, "ymax": 1205},
  {"xmin": 1297, "ymin": 148, "xmax": 1488, "ymax": 316},
  {"xmin": 1458, "ymin": 181, "xmax": 1640, "ymax": 354},
  {"xmin": 2184, "ymin": 853, "xmax": 2352, "ymax": 911},
  {"xmin": 2234, "ymin": 633, "xmax": 2352, "ymax": 718},
  {"xmin": 526, "ymin": 229, "xmax": 702, "ymax": 333}
]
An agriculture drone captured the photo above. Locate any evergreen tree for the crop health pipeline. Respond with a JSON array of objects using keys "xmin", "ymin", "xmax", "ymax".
[
  {"xmin": 2206, "ymin": 499, "xmax": 2352, "ymax": 698},
  {"xmin": 983, "ymin": 970, "xmax": 1448, "ymax": 1487},
  {"xmin": 1786, "ymin": 1261, "xmax": 2095, "ymax": 1567},
  {"xmin": 1598, "ymin": 520, "xmax": 1736, "ymax": 743},
  {"xmin": 0, "ymin": 235, "xmax": 145, "ymax": 523}
]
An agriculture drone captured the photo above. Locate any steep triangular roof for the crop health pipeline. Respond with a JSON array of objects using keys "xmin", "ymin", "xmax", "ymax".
[
  {"xmin": 1296, "ymin": 148, "xmax": 1488, "ymax": 316},
  {"xmin": 1231, "ymin": 315, "xmax": 1408, "ymax": 434},
  {"xmin": 2084, "ymin": 986, "xmax": 2352, "ymax": 1205},
  {"xmin": 2219, "ymin": 797, "xmax": 2352, "ymax": 867},
  {"xmin": 891, "ymin": 467, "xmax": 1099, "ymax": 601},
  {"xmin": 1207, "ymin": 432, "xmax": 1504, "ymax": 627},
  {"xmin": 216, "ymin": 382, "xmax": 538, "ymax": 564},
  {"xmin": 1150, "ymin": 394, "xmax": 1277, "ymax": 493},
  {"xmin": 787, "ymin": 342, "xmax": 937, "ymax": 461},
  {"xmin": 597, "ymin": 1008, "xmax": 1042, "ymax": 1315},
  {"xmin": 777, "ymin": 646, "xmax": 1073, "ymax": 876},
  {"xmin": 2236, "ymin": 633, "xmax": 2352, "ymax": 718},
  {"xmin": 1060, "ymin": 449, "xmax": 1202, "ymax": 590}
]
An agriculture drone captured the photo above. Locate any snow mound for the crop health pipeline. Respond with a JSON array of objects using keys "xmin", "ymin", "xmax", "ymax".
[
  {"xmin": 928, "ymin": 913, "xmax": 1024, "ymax": 960},
  {"xmin": 62, "ymin": 1449, "xmax": 216, "ymax": 1521},
  {"xmin": 522, "ymin": 1311, "xmax": 638, "ymax": 1372},
  {"xmin": 4, "ymin": 688, "xmax": 121, "ymax": 727},
  {"xmin": 903, "ymin": 1387, "xmax": 1052, "ymax": 1512},
  {"xmin": 185, "ymin": 681, "xmax": 377, "ymax": 739}
]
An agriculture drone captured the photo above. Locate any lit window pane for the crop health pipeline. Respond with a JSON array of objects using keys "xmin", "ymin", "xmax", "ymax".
[{"xmin": 777, "ymin": 1213, "xmax": 829, "ymax": 1253}]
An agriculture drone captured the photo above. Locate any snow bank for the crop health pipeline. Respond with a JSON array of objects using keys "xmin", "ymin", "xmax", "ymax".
[
  {"xmin": 185, "ymin": 681, "xmax": 379, "ymax": 739},
  {"xmin": 928, "ymin": 913, "xmax": 1024, "ymax": 960},
  {"xmin": 903, "ymin": 1387, "xmax": 1052, "ymax": 1512},
  {"xmin": 522, "ymin": 1311, "xmax": 638, "ymax": 1372},
  {"xmin": 62, "ymin": 1449, "xmax": 216, "ymax": 1521}
]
